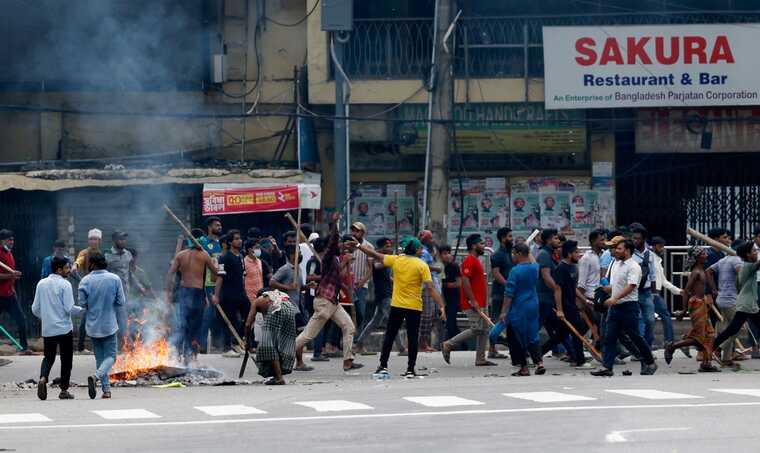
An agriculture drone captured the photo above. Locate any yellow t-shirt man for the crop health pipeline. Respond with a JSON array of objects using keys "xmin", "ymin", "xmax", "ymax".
[{"xmin": 383, "ymin": 254, "xmax": 432, "ymax": 311}]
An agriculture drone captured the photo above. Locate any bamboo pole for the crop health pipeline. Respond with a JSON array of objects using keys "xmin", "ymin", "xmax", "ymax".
[
  {"xmin": 285, "ymin": 212, "xmax": 321, "ymax": 264},
  {"xmin": 554, "ymin": 309, "xmax": 602, "ymax": 362}
]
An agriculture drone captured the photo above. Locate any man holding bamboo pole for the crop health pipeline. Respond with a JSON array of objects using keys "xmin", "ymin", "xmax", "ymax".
[{"xmin": 0, "ymin": 229, "xmax": 31, "ymax": 354}]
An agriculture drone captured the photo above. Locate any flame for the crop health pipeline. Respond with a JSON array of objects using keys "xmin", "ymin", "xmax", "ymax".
[{"xmin": 111, "ymin": 316, "xmax": 177, "ymax": 380}]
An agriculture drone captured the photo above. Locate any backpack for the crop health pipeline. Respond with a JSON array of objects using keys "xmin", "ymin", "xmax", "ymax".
[{"xmin": 638, "ymin": 250, "xmax": 651, "ymax": 290}]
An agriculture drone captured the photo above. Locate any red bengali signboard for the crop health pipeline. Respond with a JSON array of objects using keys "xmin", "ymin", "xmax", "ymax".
[{"xmin": 202, "ymin": 185, "xmax": 300, "ymax": 215}]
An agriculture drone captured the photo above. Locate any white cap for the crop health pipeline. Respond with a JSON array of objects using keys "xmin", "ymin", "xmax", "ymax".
[
  {"xmin": 308, "ymin": 232, "xmax": 319, "ymax": 242},
  {"xmin": 88, "ymin": 228, "xmax": 102, "ymax": 239}
]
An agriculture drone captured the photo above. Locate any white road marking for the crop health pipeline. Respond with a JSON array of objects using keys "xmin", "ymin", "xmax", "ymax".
[
  {"xmin": 605, "ymin": 427, "xmax": 692, "ymax": 443},
  {"xmin": 294, "ymin": 400, "xmax": 374, "ymax": 412},
  {"xmin": 503, "ymin": 392, "xmax": 596, "ymax": 403},
  {"xmin": 92, "ymin": 409, "xmax": 161, "ymax": 420},
  {"xmin": 194, "ymin": 405, "xmax": 267, "ymax": 416},
  {"xmin": 710, "ymin": 389, "xmax": 760, "ymax": 397},
  {"xmin": 0, "ymin": 413, "xmax": 51, "ymax": 424},
  {"xmin": 403, "ymin": 396, "xmax": 485, "ymax": 407},
  {"xmin": 606, "ymin": 389, "xmax": 702, "ymax": 400},
  {"xmin": 3, "ymin": 401, "xmax": 760, "ymax": 431}
]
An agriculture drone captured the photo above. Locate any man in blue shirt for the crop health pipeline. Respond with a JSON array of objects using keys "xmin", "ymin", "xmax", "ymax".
[
  {"xmin": 199, "ymin": 216, "xmax": 223, "ymax": 353},
  {"xmin": 535, "ymin": 229, "xmax": 561, "ymax": 344},
  {"xmin": 40, "ymin": 240, "xmax": 71, "ymax": 280},
  {"xmin": 78, "ymin": 252, "xmax": 125, "ymax": 400},
  {"xmin": 32, "ymin": 257, "xmax": 82, "ymax": 400}
]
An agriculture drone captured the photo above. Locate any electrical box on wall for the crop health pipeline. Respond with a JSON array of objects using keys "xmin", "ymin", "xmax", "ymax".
[{"xmin": 321, "ymin": 0, "xmax": 353, "ymax": 31}]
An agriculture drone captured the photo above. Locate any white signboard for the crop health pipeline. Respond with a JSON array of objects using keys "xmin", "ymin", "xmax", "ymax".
[{"xmin": 543, "ymin": 24, "xmax": 760, "ymax": 109}]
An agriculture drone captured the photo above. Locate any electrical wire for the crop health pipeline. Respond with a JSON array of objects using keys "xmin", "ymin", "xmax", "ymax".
[{"xmin": 266, "ymin": 0, "xmax": 321, "ymax": 27}]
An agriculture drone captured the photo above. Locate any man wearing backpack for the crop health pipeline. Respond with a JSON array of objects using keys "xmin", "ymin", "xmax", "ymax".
[{"xmin": 632, "ymin": 226, "xmax": 658, "ymax": 348}]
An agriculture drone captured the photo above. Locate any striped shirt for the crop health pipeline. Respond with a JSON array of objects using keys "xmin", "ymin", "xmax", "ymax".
[{"xmin": 351, "ymin": 239, "xmax": 373, "ymax": 288}]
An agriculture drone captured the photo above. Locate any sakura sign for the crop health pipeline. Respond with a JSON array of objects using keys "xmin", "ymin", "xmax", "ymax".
[{"xmin": 543, "ymin": 24, "xmax": 760, "ymax": 109}]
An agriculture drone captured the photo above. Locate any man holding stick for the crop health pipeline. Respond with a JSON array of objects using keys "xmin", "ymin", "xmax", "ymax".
[
  {"xmin": 541, "ymin": 241, "xmax": 595, "ymax": 369},
  {"xmin": 0, "ymin": 229, "xmax": 31, "ymax": 355},
  {"xmin": 213, "ymin": 230, "xmax": 250, "ymax": 359},
  {"xmin": 293, "ymin": 224, "xmax": 363, "ymax": 372},
  {"xmin": 441, "ymin": 234, "xmax": 495, "ymax": 367},
  {"xmin": 350, "ymin": 236, "xmax": 446, "ymax": 378},
  {"xmin": 165, "ymin": 232, "xmax": 218, "ymax": 364}
]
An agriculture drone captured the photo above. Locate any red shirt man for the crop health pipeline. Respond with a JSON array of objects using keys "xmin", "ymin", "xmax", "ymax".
[{"xmin": 460, "ymin": 254, "xmax": 486, "ymax": 311}]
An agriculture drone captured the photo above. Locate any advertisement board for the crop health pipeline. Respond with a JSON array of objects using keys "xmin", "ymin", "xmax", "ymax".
[{"xmin": 543, "ymin": 24, "xmax": 760, "ymax": 109}]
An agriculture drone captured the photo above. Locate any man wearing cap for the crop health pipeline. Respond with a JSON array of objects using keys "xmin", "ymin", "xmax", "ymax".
[
  {"xmin": 0, "ymin": 229, "xmax": 32, "ymax": 354},
  {"xmin": 41, "ymin": 239, "xmax": 72, "ymax": 280},
  {"xmin": 350, "ymin": 222, "xmax": 373, "ymax": 332},
  {"xmin": 351, "ymin": 235, "xmax": 446, "ymax": 377},
  {"xmin": 104, "ymin": 231, "xmax": 133, "ymax": 348},
  {"xmin": 73, "ymin": 228, "xmax": 102, "ymax": 352}
]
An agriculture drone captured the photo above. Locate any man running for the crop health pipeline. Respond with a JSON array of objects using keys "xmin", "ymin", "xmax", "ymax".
[
  {"xmin": 664, "ymin": 246, "xmax": 719, "ymax": 372},
  {"xmin": 351, "ymin": 236, "xmax": 446, "ymax": 378},
  {"xmin": 294, "ymin": 225, "xmax": 362, "ymax": 372},
  {"xmin": 442, "ymin": 234, "xmax": 495, "ymax": 367}
]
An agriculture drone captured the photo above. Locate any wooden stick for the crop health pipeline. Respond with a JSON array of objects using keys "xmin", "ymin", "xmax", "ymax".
[
  {"xmin": 477, "ymin": 309, "xmax": 496, "ymax": 328},
  {"xmin": 285, "ymin": 213, "xmax": 321, "ymax": 264},
  {"xmin": 710, "ymin": 303, "xmax": 724, "ymax": 322},
  {"xmin": 526, "ymin": 229, "xmax": 540, "ymax": 245},
  {"xmin": 162, "ymin": 205, "xmax": 246, "ymax": 350},
  {"xmin": 393, "ymin": 192, "xmax": 400, "ymax": 255},
  {"xmin": 554, "ymin": 309, "xmax": 602, "ymax": 362},
  {"xmin": 579, "ymin": 310, "xmax": 600, "ymax": 343},
  {"xmin": 687, "ymin": 228, "xmax": 736, "ymax": 256}
]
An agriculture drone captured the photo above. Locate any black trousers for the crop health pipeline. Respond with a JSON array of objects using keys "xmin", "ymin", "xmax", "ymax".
[
  {"xmin": 380, "ymin": 307, "xmax": 421, "ymax": 370},
  {"xmin": 713, "ymin": 311, "xmax": 760, "ymax": 351},
  {"xmin": 0, "ymin": 295, "xmax": 28, "ymax": 350},
  {"xmin": 40, "ymin": 331, "xmax": 74, "ymax": 391},
  {"xmin": 541, "ymin": 309, "xmax": 587, "ymax": 365},
  {"xmin": 507, "ymin": 325, "xmax": 542, "ymax": 367},
  {"xmin": 221, "ymin": 298, "xmax": 251, "ymax": 350}
]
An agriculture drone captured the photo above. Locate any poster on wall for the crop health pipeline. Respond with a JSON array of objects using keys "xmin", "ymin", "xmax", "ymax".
[
  {"xmin": 448, "ymin": 178, "xmax": 510, "ymax": 250},
  {"xmin": 352, "ymin": 184, "xmax": 416, "ymax": 244}
]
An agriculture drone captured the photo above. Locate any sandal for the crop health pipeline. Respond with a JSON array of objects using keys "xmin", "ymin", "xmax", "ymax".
[
  {"xmin": 698, "ymin": 364, "xmax": 721, "ymax": 373},
  {"xmin": 294, "ymin": 365, "xmax": 314, "ymax": 372},
  {"xmin": 265, "ymin": 378, "xmax": 285, "ymax": 385},
  {"xmin": 511, "ymin": 368, "xmax": 530, "ymax": 377},
  {"xmin": 534, "ymin": 365, "xmax": 546, "ymax": 375}
]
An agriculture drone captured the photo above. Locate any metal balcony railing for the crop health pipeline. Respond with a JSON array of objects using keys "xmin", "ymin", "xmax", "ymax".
[{"xmin": 341, "ymin": 11, "xmax": 760, "ymax": 80}]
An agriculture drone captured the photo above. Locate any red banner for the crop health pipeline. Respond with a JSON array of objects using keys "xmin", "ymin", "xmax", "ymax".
[{"xmin": 202, "ymin": 185, "xmax": 300, "ymax": 215}]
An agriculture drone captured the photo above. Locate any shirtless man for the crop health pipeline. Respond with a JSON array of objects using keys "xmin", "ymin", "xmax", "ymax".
[
  {"xmin": 664, "ymin": 247, "xmax": 719, "ymax": 372},
  {"xmin": 166, "ymin": 239, "xmax": 218, "ymax": 363}
]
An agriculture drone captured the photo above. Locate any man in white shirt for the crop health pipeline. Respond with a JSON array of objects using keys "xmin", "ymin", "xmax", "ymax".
[
  {"xmin": 650, "ymin": 237, "xmax": 682, "ymax": 348},
  {"xmin": 577, "ymin": 230, "xmax": 605, "ymax": 300},
  {"xmin": 32, "ymin": 257, "xmax": 83, "ymax": 400},
  {"xmin": 592, "ymin": 239, "xmax": 657, "ymax": 377}
]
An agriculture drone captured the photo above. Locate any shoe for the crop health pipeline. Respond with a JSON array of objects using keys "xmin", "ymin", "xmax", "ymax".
[
  {"xmin": 664, "ymin": 345, "xmax": 674, "ymax": 365},
  {"xmin": 222, "ymin": 350, "xmax": 241, "ymax": 358},
  {"xmin": 87, "ymin": 375, "xmax": 97, "ymax": 400},
  {"xmin": 58, "ymin": 390, "xmax": 75, "ymax": 400},
  {"xmin": 37, "ymin": 377, "xmax": 47, "ymax": 401},
  {"xmin": 641, "ymin": 363, "xmax": 658, "ymax": 376},
  {"xmin": 575, "ymin": 362, "xmax": 595, "ymax": 370},
  {"xmin": 374, "ymin": 366, "xmax": 389, "ymax": 375},
  {"xmin": 441, "ymin": 343, "xmax": 451, "ymax": 364},
  {"xmin": 75, "ymin": 349, "xmax": 93, "ymax": 356},
  {"xmin": 476, "ymin": 360, "xmax": 498, "ymax": 367},
  {"xmin": 488, "ymin": 351, "xmax": 508, "ymax": 359},
  {"xmin": 614, "ymin": 358, "xmax": 626, "ymax": 365},
  {"xmin": 698, "ymin": 363, "xmax": 721, "ymax": 373},
  {"xmin": 343, "ymin": 361, "xmax": 364, "ymax": 371},
  {"xmin": 591, "ymin": 368, "xmax": 614, "ymax": 377},
  {"xmin": 310, "ymin": 356, "xmax": 330, "ymax": 362},
  {"xmin": 534, "ymin": 365, "xmax": 546, "ymax": 375},
  {"xmin": 401, "ymin": 369, "xmax": 418, "ymax": 378}
]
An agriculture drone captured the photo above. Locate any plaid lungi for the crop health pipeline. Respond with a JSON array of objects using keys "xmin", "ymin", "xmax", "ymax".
[{"xmin": 255, "ymin": 300, "xmax": 298, "ymax": 378}]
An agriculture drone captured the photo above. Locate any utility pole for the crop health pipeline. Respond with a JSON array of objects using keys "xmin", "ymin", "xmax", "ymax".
[{"xmin": 422, "ymin": 0, "xmax": 454, "ymax": 242}]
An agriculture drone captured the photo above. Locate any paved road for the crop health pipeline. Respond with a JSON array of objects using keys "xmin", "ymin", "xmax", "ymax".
[{"xmin": 2, "ymin": 351, "xmax": 760, "ymax": 452}]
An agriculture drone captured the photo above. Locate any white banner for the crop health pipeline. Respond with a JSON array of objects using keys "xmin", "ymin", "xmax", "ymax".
[{"xmin": 543, "ymin": 24, "xmax": 760, "ymax": 109}]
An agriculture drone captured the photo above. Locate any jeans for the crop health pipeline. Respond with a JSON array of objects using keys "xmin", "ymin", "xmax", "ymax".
[
  {"xmin": 173, "ymin": 287, "xmax": 206, "ymax": 360},
  {"xmin": 603, "ymin": 301, "xmax": 655, "ymax": 370},
  {"xmin": 653, "ymin": 293, "xmax": 674, "ymax": 344},
  {"xmin": 40, "ymin": 331, "xmax": 73, "ymax": 391},
  {"xmin": 446, "ymin": 309, "xmax": 488, "ymax": 363},
  {"xmin": 353, "ymin": 287, "xmax": 368, "ymax": 332},
  {"xmin": 200, "ymin": 288, "xmax": 221, "ymax": 351},
  {"xmin": 638, "ymin": 290, "xmax": 656, "ymax": 347},
  {"xmin": 380, "ymin": 307, "xmax": 421, "ymax": 371},
  {"xmin": 77, "ymin": 314, "xmax": 88, "ymax": 351},
  {"xmin": 92, "ymin": 334, "xmax": 117, "ymax": 393},
  {"xmin": 0, "ymin": 295, "xmax": 28, "ymax": 350}
]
